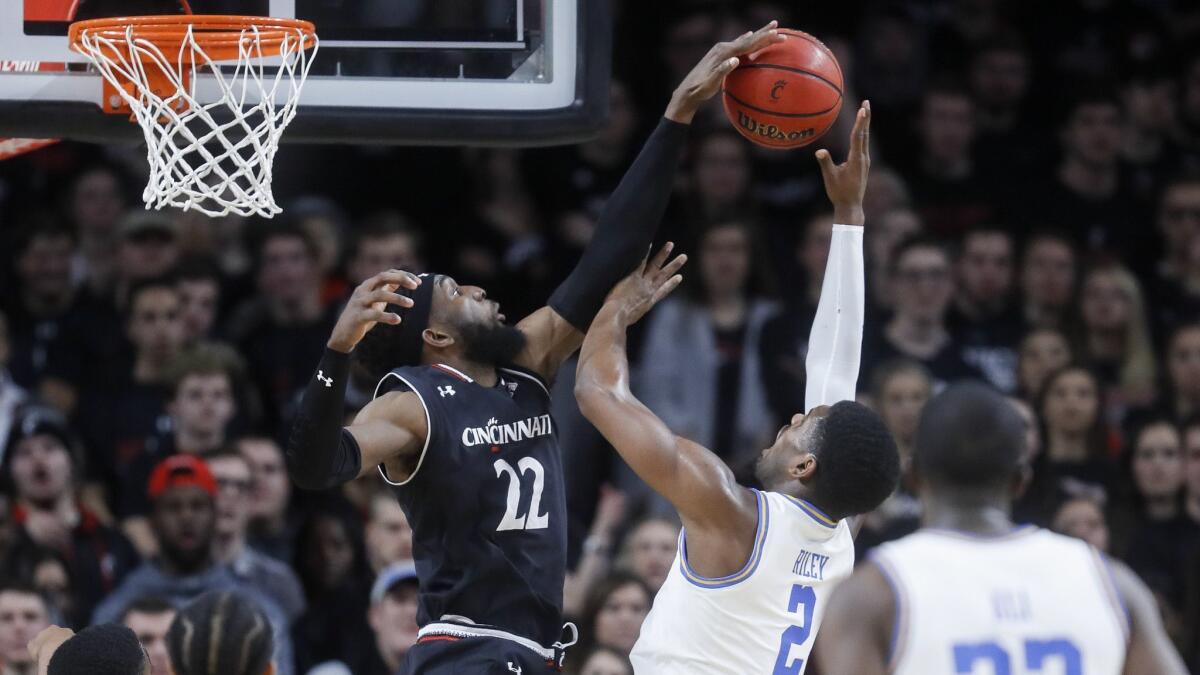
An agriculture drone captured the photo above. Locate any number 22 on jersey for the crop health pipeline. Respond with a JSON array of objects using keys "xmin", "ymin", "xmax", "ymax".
[{"xmin": 494, "ymin": 457, "xmax": 549, "ymax": 531}]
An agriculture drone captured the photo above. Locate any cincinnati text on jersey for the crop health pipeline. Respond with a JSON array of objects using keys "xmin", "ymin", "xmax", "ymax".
[{"xmin": 461, "ymin": 415, "xmax": 554, "ymax": 447}]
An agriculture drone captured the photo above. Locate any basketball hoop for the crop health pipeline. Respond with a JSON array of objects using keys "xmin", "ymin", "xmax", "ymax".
[{"xmin": 69, "ymin": 15, "xmax": 318, "ymax": 218}]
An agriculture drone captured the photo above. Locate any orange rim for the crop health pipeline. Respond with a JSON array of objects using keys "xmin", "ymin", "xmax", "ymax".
[{"xmin": 68, "ymin": 15, "xmax": 317, "ymax": 62}]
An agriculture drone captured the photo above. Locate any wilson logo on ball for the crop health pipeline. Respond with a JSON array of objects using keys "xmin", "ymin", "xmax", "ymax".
[{"xmin": 735, "ymin": 111, "xmax": 814, "ymax": 143}]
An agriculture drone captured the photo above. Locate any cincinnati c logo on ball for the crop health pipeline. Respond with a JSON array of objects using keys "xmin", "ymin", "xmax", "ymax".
[{"xmin": 770, "ymin": 80, "xmax": 787, "ymax": 101}]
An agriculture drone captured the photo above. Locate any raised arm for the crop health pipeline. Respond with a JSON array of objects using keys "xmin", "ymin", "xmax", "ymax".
[
  {"xmin": 514, "ymin": 23, "xmax": 788, "ymax": 381},
  {"xmin": 805, "ymin": 101, "xmax": 870, "ymax": 409},
  {"xmin": 286, "ymin": 270, "xmax": 428, "ymax": 490},
  {"xmin": 575, "ymin": 246, "xmax": 760, "ymax": 573}
]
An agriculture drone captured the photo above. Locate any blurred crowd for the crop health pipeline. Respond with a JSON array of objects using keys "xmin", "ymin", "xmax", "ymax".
[{"xmin": 3, "ymin": 0, "xmax": 1200, "ymax": 673}]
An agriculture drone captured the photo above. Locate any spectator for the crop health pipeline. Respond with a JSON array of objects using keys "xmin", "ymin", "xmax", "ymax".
[
  {"xmin": 759, "ymin": 213, "xmax": 832, "ymax": 423},
  {"xmin": 1032, "ymin": 91, "xmax": 1147, "ymax": 267},
  {"xmin": 291, "ymin": 510, "xmax": 370, "ymax": 675},
  {"xmin": 1016, "ymin": 328, "xmax": 1073, "ymax": 403},
  {"xmin": 948, "ymin": 225, "xmax": 1022, "ymax": 392},
  {"xmin": 363, "ymin": 492, "xmax": 412, "ymax": 575},
  {"xmin": 345, "ymin": 562, "xmax": 421, "ymax": 675},
  {"xmin": 577, "ymin": 572, "xmax": 652, "ymax": 659},
  {"xmin": 864, "ymin": 207, "xmax": 921, "ymax": 311},
  {"xmin": 174, "ymin": 258, "xmax": 222, "ymax": 345},
  {"xmin": 1076, "ymin": 263, "xmax": 1157, "ymax": 412},
  {"xmin": 120, "ymin": 597, "xmax": 175, "ymax": 675},
  {"xmin": 20, "ymin": 549, "xmax": 73, "ymax": 630},
  {"xmin": 861, "ymin": 235, "xmax": 981, "ymax": 388},
  {"xmin": 572, "ymin": 645, "xmax": 633, "ymax": 675},
  {"xmin": 1050, "ymin": 487, "xmax": 1111, "ymax": 553},
  {"xmin": 345, "ymin": 213, "xmax": 424, "ymax": 286},
  {"xmin": 618, "ymin": 517, "xmax": 678, "ymax": 594},
  {"xmin": 969, "ymin": 32, "xmax": 1039, "ymax": 176},
  {"xmin": 114, "ymin": 343, "xmax": 241, "ymax": 556},
  {"xmin": 906, "ymin": 83, "xmax": 994, "ymax": 237},
  {"xmin": 1019, "ymin": 230, "xmax": 1078, "ymax": 330},
  {"xmin": 91, "ymin": 455, "xmax": 293, "ymax": 675},
  {"xmin": 113, "ymin": 213, "xmax": 181, "ymax": 310},
  {"xmin": 166, "ymin": 591, "xmax": 275, "ymax": 675},
  {"xmin": 679, "ymin": 132, "xmax": 755, "ymax": 228},
  {"xmin": 67, "ymin": 165, "xmax": 130, "ymax": 300},
  {"xmin": 1186, "ymin": 416, "xmax": 1200, "ymax": 525},
  {"xmin": 3, "ymin": 409, "xmax": 137, "ymax": 627},
  {"xmin": 0, "ymin": 582, "xmax": 50, "ymax": 675},
  {"xmin": 1150, "ymin": 175, "xmax": 1200, "ymax": 336},
  {"xmin": 564, "ymin": 486, "xmax": 625, "ymax": 619},
  {"xmin": 0, "ymin": 313, "xmax": 29, "ymax": 456},
  {"xmin": 1121, "ymin": 418, "xmax": 1198, "ymax": 629},
  {"xmin": 37, "ymin": 623, "xmax": 148, "ymax": 675},
  {"xmin": 635, "ymin": 220, "xmax": 778, "ymax": 469},
  {"xmin": 207, "ymin": 450, "xmax": 305, "ymax": 625},
  {"xmin": 237, "ymin": 436, "xmax": 296, "ymax": 564},
  {"xmin": 861, "ymin": 166, "xmax": 911, "ymax": 224},
  {"xmin": 1017, "ymin": 365, "xmax": 1116, "ymax": 525},
  {"xmin": 229, "ymin": 222, "xmax": 336, "ymax": 428},
  {"xmin": 1121, "ymin": 63, "xmax": 1181, "ymax": 196},
  {"xmin": 1162, "ymin": 323, "xmax": 1200, "ymax": 423}
]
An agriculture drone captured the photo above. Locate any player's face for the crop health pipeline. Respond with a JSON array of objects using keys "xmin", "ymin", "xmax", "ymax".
[
  {"xmin": 755, "ymin": 406, "xmax": 831, "ymax": 487},
  {"xmin": 153, "ymin": 487, "xmax": 216, "ymax": 567},
  {"xmin": 432, "ymin": 275, "xmax": 505, "ymax": 330},
  {"xmin": 124, "ymin": 610, "xmax": 175, "ymax": 675},
  {"xmin": 10, "ymin": 435, "xmax": 72, "ymax": 504},
  {"xmin": 1132, "ymin": 423, "xmax": 1185, "ymax": 500}
]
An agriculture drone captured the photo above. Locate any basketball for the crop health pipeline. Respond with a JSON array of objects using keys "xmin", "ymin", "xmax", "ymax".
[{"xmin": 722, "ymin": 29, "xmax": 844, "ymax": 150}]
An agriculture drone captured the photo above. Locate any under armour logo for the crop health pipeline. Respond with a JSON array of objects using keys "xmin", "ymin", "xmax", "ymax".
[
  {"xmin": 507, "ymin": 663, "xmax": 522, "ymax": 674},
  {"xmin": 317, "ymin": 371, "xmax": 332, "ymax": 387},
  {"xmin": 438, "ymin": 385, "xmax": 456, "ymax": 397}
]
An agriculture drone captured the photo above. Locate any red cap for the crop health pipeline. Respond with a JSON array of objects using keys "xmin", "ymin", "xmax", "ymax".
[{"xmin": 147, "ymin": 455, "xmax": 218, "ymax": 501}]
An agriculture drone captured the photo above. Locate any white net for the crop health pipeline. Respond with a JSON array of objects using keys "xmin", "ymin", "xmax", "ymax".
[{"xmin": 72, "ymin": 21, "xmax": 318, "ymax": 218}]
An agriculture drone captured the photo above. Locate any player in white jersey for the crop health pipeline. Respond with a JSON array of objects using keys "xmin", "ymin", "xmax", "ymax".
[
  {"xmin": 816, "ymin": 382, "xmax": 1188, "ymax": 675},
  {"xmin": 574, "ymin": 102, "xmax": 902, "ymax": 674}
]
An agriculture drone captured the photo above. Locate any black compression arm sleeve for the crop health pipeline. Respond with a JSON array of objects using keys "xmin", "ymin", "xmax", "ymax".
[
  {"xmin": 548, "ymin": 117, "xmax": 689, "ymax": 330},
  {"xmin": 285, "ymin": 348, "xmax": 363, "ymax": 490}
]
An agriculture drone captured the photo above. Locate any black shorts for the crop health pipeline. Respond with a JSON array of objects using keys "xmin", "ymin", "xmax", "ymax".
[{"xmin": 400, "ymin": 634, "xmax": 561, "ymax": 675}]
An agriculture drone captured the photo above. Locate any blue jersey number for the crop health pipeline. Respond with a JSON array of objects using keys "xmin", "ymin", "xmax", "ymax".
[
  {"xmin": 954, "ymin": 639, "xmax": 1081, "ymax": 675},
  {"xmin": 772, "ymin": 584, "xmax": 816, "ymax": 674}
]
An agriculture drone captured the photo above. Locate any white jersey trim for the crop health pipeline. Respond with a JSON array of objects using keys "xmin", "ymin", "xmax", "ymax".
[
  {"xmin": 678, "ymin": 489, "xmax": 768, "ymax": 589},
  {"xmin": 373, "ymin": 372, "xmax": 432, "ymax": 487},
  {"xmin": 1090, "ymin": 548, "xmax": 1132, "ymax": 642}
]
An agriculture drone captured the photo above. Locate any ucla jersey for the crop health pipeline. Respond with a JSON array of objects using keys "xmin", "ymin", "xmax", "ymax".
[
  {"xmin": 631, "ymin": 490, "xmax": 854, "ymax": 674},
  {"xmin": 871, "ymin": 528, "xmax": 1127, "ymax": 675},
  {"xmin": 374, "ymin": 363, "xmax": 566, "ymax": 647}
]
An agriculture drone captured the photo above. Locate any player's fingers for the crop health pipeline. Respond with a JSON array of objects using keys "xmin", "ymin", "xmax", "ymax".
[
  {"xmin": 714, "ymin": 56, "xmax": 740, "ymax": 77},
  {"xmin": 370, "ymin": 269, "xmax": 420, "ymax": 291},
  {"xmin": 656, "ymin": 253, "xmax": 688, "ymax": 283},
  {"xmin": 848, "ymin": 101, "xmax": 870, "ymax": 160},
  {"xmin": 363, "ymin": 288, "xmax": 411, "ymax": 308},
  {"xmin": 729, "ymin": 21, "xmax": 781, "ymax": 57},
  {"xmin": 649, "ymin": 241, "xmax": 675, "ymax": 271},
  {"xmin": 815, "ymin": 148, "xmax": 836, "ymax": 176},
  {"xmin": 651, "ymin": 274, "xmax": 684, "ymax": 304},
  {"xmin": 361, "ymin": 308, "xmax": 402, "ymax": 325}
]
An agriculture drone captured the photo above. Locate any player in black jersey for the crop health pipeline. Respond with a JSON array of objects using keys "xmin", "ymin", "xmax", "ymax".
[{"xmin": 285, "ymin": 22, "xmax": 787, "ymax": 674}]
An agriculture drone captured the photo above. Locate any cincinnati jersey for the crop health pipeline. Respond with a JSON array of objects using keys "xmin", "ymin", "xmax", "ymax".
[
  {"xmin": 631, "ymin": 490, "xmax": 854, "ymax": 674},
  {"xmin": 871, "ymin": 527, "xmax": 1127, "ymax": 675},
  {"xmin": 374, "ymin": 363, "xmax": 566, "ymax": 647}
]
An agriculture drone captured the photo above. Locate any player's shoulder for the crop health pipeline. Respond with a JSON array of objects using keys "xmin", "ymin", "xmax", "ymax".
[{"xmin": 497, "ymin": 363, "xmax": 551, "ymax": 398}]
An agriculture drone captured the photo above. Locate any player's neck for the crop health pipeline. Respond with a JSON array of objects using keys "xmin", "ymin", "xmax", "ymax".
[
  {"xmin": 434, "ymin": 356, "xmax": 498, "ymax": 387},
  {"xmin": 921, "ymin": 491, "xmax": 1015, "ymax": 536}
]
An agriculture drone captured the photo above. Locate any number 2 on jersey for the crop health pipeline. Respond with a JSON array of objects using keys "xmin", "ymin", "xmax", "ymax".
[
  {"xmin": 772, "ymin": 584, "xmax": 816, "ymax": 674},
  {"xmin": 494, "ymin": 457, "xmax": 549, "ymax": 531}
]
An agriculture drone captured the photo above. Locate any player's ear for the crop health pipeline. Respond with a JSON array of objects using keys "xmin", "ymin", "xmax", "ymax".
[
  {"xmin": 422, "ymin": 327, "xmax": 454, "ymax": 349},
  {"xmin": 789, "ymin": 452, "xmax": 817, "ymax": 482}
]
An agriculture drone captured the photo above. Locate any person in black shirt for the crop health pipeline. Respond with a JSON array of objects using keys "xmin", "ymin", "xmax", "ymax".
[
  {"xmin": 284, "ymin": 25, "xmax": 787, "ymax": 674},
  {"xmin": 861, "ymin": 235, "xmax": 983, "ymax": 390},
  {"xmin": 949, "ymin": 225, "xmax": 1024, "ymax": 392},
  {"xmin": 1019, "ymin": 230, "xmax": 1080, "ymax": 331}
]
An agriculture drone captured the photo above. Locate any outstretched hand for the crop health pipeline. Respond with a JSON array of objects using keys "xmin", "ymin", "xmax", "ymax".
[
  {"xmin": 607, "ymin": 242, "xmax": 687, "ymax": 326},
  {"xmin": 328, "ymin": 269, "xmax": 422, "ymax": 353},
  {"xmin": 665, "ymin": 21, "xmax": 787, "ymax": 124},
  {"xmin": 815, "ymin": 100, "xmax": 871, "ymax": 225}
]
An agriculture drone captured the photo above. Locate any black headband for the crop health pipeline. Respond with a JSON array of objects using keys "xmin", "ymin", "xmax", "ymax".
[{"xmin": 390, "ymin": 273, "xmax": 436, "ymax": 366}]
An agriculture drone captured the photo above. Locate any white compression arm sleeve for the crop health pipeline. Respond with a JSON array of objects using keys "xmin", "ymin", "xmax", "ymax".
[{"xmin": 804, "ymin": 224, "xmax": 865, "ymax": 410}]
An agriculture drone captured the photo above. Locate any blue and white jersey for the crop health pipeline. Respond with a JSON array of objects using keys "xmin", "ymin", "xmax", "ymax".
[
  {"xmin": 630, "ymin": 490, "xmax": 854, "ymax": 674},
  {"xmin": 871, "ymin": 527, "xmax": 1127, "ymax": 675}
]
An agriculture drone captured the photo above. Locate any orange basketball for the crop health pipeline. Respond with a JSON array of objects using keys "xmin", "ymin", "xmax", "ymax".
[{"xmin": 722, "ymin": 29, "xmax": 844, "ymax": 149}]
